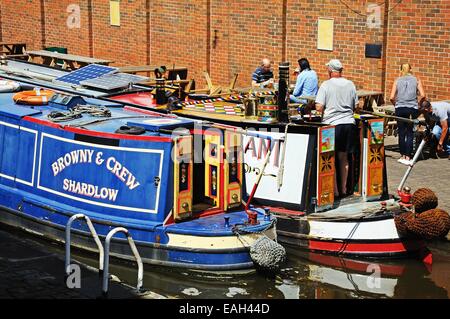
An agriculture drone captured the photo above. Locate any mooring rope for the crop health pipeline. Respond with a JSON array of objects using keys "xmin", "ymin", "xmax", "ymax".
[{"xmin": 47, "ymin": 104, "xmax": 111, "ymax": 123}]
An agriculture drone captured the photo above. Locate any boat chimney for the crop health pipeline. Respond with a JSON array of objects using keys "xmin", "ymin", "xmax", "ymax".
[
  {"xmin": 277, "ymin": 62, "xmax": 290, "ymax": 123},
  {"xmin": 154, "ymin": 67, "xmax": 168, "ymax": 105}
]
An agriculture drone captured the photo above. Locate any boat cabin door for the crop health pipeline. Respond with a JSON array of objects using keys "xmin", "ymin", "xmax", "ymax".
[
  {"xmin": 204, "ymin": 131, "xmax": 223, "ymax": 209},
  {"xmin": 223, "ymin": 131, "xmax": 243, "ymax": 210},
  {"xmin": 315, "ymin": 118, "xmax": 386, "ymax": 212},
  {"xmin": 172, "ymin": 128, "xmax": 243, "ymax": 217},
  {"xmin": 203, "ymin": 129, "xmax": 243, "ymax": 211},
  {"xmin": 316, "ymin": 126, "xmax": 336, "ymax": 210},
  {"xmin": 359, "ymin": 118, "xmax": 385, "ymax": 200},
  {"xmin": 173, "ymin": 135, "xmax": 193, "ymax": 221}
]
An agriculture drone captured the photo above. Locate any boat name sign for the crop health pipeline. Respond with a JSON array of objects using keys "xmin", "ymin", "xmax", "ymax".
[
  {"xmin": 37, "ymin": 133, "xmax": 165, "ymax": 214},
  {"xmin": 51, "ymin": 149, "xmax": 141, "ymax": 191}
]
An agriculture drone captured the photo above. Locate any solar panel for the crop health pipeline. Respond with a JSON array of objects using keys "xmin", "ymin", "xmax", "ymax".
[
  {"xmin": 79, "ymin": 73, "xmax": 149, "ymax": 90},
  {"xmin": 53, "ymin": 64, "xmax": 118, "ymax": 86}
]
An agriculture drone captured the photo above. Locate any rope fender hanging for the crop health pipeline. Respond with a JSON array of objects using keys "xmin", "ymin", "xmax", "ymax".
[
  {"xmin": 412, "ymin": 188, "xmax": 438, "ymax": 213},
  {"xmin": 395, "ymin": 187, "xmax": 450, "ymax": 239},
  {"xmin": 395, "ymin": 208, "xmax": 450, "ymax": 240},
  {"xmin": 249, "ymin": 236, "xmax": 287, "ymax": 273},
  {"xmin": 232, "ymin": 218, "xmax": 287, "ymax": 273}
]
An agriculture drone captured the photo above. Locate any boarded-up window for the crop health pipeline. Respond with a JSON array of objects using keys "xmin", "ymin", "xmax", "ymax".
[
  {"xmin": 317, "ymin": 18, "xmax": 334, "ymax": 51},
  {"xmin": 110, "ymin": 0, "xmax": 121, "ymax": 26}
]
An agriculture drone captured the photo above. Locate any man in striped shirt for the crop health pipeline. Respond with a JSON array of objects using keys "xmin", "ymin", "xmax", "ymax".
[{"xmin": 251, "ymin": 58, "xmax": 274, "ymax": 88}]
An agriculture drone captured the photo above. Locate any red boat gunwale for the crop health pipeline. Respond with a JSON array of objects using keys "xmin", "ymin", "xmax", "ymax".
[
  {"xmin": 23, "ymin": 116, "xmax": 173, "ymax": 143},
  {"xmin": 308, "ymin": 238, "xmax": 426, "ymax": 256}
]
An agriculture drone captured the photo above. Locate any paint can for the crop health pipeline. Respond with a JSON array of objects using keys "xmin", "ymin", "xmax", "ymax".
[
  {"xmin": 243, "ymin": 96, "xmax": 258, "ymax": 119},
  {"xmin": 258, "ymin": 95, "xmax": 278, "ymax": 123}
]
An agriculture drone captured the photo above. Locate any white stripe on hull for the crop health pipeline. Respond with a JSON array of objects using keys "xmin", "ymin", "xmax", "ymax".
[
  {"xmin": 167, "ymin": 227, "xmax": 277, "ymax": 250},
  {"xmin": 308, "ymin": 218, "xmax": 400, "ymax": 241}
]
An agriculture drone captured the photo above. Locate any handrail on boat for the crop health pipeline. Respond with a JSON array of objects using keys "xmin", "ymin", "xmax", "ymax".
[
  {"xmin": 102, "ymin": 227, "xmax": 143, "ymax": 297},
  {"xmin": 65, "ymin": 213, "xmax": 104, "ymax": 277}
]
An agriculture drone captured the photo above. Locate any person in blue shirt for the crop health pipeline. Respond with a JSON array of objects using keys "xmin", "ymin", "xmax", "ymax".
[{"xmin": 290, "ymin": 58, "xmax": 319, "ymax": 104}]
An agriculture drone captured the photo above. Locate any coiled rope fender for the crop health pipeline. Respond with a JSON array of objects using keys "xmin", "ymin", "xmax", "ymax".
[
  {"xmin": 233, "ymin": 219, "xmax": 286, "ymax": 272},
  {"xmin": 0, "ymin": 80, "xmax": 20, "ymax": 93},
  {"xmin": 395, "ymin": 209, "xmax": 450, "ymax": 240},
  {"xmin": 13, "ymin": 88, "xmax": 54, "ymax": 105},
  {"xmin": 412, "ymin": 188, "xmax": 438, "ymax": 213},
  {"xmin": 249, "ymin": 236, "xmax": 286, "ymax": 273}
]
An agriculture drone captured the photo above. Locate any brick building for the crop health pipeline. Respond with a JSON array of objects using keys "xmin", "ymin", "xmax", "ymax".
[{"xmin": 0, "ymin": 0, "xmax": 448, "ymax": 100}]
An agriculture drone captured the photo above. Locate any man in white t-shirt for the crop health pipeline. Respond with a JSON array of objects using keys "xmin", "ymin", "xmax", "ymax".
[
  {"xmin": 315, "ymin": 59, "xmax": 360, "ymax": 198},
  {"xmin": 419, "ymin": 100, "xmax": 450, "ymax": 159}
]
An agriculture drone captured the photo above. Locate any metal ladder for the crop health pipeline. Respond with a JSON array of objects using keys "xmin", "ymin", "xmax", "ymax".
[
  {"xmin": 65, "ymin": 215, "xmax": 143, "ymax": 297},
  {"xmin": 102, "ymin": 227, "xmax": 143, "ymax": 297},
  {"xmin": 65, "ymin": 214, "xmax": 104, "ymax": 276}
]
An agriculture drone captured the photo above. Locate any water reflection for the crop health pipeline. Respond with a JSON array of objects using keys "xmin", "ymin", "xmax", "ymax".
[
  {"xmin": 71, "ymin": 243, "xmax": 449, "ymax": 299},
  {"xmin": 3, "ymin": 221, "xmax": 447, "ymax": 299},
  {"xmin": 281, "ymin": 246, "xmax": 449, "ymax": 299}
]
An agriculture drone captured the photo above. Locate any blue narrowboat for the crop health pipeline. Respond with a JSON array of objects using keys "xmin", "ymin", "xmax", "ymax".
[
  {"xmin": 0, "ymin": 82, "xmax": 279, "ymax": 271},
  {"xmin": 2, "ymin": 59, "xmax": 446, "ymax": 264}
]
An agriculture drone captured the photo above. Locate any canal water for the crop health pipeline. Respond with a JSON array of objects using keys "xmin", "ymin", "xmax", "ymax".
[
  {"xmin": 70, "ymin": 239, "xmax": 450, "ymax": 299},
  {"xmin": 2, "ymin": 224, "xmax": 449, "ymax": 299}
]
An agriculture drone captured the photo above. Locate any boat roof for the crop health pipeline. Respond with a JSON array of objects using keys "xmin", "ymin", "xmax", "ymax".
[
  {"xmin": 0, "ymin": 59, "xmax": 108, "ymax": 98},
  {"xmin": 0, "ymin": 59, "xmax": 369, "ymax": 130},
  {"xmin": 0, "ymin": 90, "xmax": 196, "ymax": 139}
]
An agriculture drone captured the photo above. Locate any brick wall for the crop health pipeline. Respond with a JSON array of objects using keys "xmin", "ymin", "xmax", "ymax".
[
  {"xmin": 0, "ymin": 3, "xmax": 3, "ymax": 42},
  {"xmin": 386, "ymin": 0, "xmax": 450, "ymax": 100},
  {"xmin": 150, "ymin": 1, "xmax": 208, "ymax": 88},
  {"xmin": 0, "ymin": 0, "xmax": 448, "ymax": 100},
  {"xmin": 286, "ymin": 0, "xmax": 386, "ymax": 92},
  {"xmin": 91, "ymin": 1, "xmax": 148, "ymax": 65},
  {"xmin": 0, "ymin": 0, "xmax": 44, "ymax": 51},
  {"xmin": 210, "ymin": 0, "xmax": 285, "ymax": 88},
  {"xmin": 44, "ymin": 0, "xmax": 91, "ymax": 56}
]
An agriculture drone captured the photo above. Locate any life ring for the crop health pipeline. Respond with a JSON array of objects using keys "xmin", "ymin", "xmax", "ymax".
[
  {"xmin": 13, "ymin": 88, "xmax": 55, "ymax": 105},
  {"xmin": 0, "ymin": 80, "xmax": 20, "ymax": 93}
]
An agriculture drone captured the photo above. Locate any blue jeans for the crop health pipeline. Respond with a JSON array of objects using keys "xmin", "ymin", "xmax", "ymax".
[
  {"xmin": 432, "ymin": 124, "xmax": 450, "ymax": 155},
  {"xmin": 395, "ymin": 107, "xmax": 418, "ymax": 157}
]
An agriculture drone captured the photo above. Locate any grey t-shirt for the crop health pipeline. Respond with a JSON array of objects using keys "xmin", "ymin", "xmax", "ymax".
[
  {"xmin": 395, "ymin": 75, "xmax": 418, "ymax": 109},
  {"xmin": 431, "ymin": 101, "xmax": 450, "ymax": 123},
  {"xmin": 315, "ymin": 77, "xmax": 358, "ymax": 125}
]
